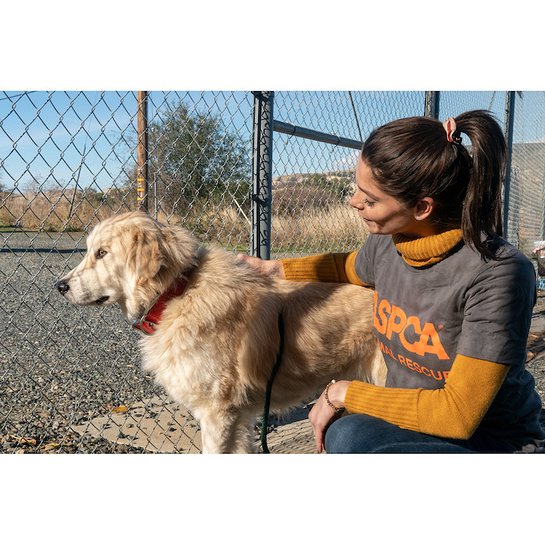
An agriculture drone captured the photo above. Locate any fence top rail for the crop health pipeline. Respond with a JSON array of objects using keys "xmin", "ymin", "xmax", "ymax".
[{"xmin": 273, "ymin": 119, "xmax": 363, "ymax": 150}]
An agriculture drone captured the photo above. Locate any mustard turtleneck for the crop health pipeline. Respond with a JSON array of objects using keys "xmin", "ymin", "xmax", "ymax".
[{"xmin": 392, "ymin": 228, "xmax": 463, "ymax": 267}]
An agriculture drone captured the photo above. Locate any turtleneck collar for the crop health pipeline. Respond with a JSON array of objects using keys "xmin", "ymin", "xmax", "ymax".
[{"xmin": 392, "ymin": 229, "xmax": 464, "ymax": 267}]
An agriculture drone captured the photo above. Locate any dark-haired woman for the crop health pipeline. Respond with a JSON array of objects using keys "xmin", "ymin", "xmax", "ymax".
[{"xmin": 241, "ymin": 110, "xmax": 545, "ymax": 453}]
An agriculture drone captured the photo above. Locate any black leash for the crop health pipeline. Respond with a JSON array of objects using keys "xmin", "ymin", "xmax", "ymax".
[{"xmin": 260, "ymin": 312, "xmax": 285, "ymax": 454}]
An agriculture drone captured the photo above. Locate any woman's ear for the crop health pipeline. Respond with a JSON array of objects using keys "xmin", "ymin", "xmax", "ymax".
[{"xmin": 413, "ymin": 197, "xmax": 435, "ymax": 221}]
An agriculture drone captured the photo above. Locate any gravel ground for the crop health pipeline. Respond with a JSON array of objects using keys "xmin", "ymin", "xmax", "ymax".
[
  {"xmin": 1, "ymin": 231, "xmax": 544, "ymax": 453},
  {"xmin": 1, "ymin": 232, "xmax": 158, "ymax": 453}
]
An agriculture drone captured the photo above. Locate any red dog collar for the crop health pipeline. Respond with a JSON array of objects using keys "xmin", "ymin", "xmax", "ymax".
[{"xmin": 132, "ymin": 276, "xmax": 189, "ymax": 335}]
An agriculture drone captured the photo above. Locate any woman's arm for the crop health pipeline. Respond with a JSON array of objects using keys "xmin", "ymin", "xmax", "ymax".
[
  {"xmin": 281, "ymin": 251, "xmax": 365, "ymax": 284},
  {"xmin": 309, "ymin": 354, "xmax": 509, "ymax": 452},
  {"xmin": 238, "ymin": 251, "xmax": 366, "ymax": 285}
]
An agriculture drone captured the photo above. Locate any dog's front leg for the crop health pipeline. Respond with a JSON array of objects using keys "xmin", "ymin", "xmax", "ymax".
[
  {"xmin": 198, "ymin": 409, "xmax": 246, "ymax": 454},
  {"xmin": 232, "ymin": 420, "xmax": 258, "ymax": 454}
]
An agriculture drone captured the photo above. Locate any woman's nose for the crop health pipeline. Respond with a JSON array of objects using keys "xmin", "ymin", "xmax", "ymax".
[{"xmin": 349, "ymin": 194, "xmax": 363, "ymax": 210}]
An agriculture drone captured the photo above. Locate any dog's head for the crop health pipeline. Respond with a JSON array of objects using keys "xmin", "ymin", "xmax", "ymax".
[{"xmin": 57, "ymin": 211, "xmax": 200, "ymax": 320}]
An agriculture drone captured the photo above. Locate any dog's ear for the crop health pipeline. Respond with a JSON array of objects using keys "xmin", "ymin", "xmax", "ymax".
[
  {"xmin": 159, "ymin": 224, "xmax": 200, "ymax": 274},
  {"xmin": 125, "ymin": 219, "xmax": 199, "ymax": 285},
  {"xmin": 127, "ymin": 227, "xmax": 165, "ymax": 283}
]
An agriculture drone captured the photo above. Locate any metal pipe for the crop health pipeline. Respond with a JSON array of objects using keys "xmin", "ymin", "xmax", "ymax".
[
  {"xmin": 251, "ymin": 92, "xmax": 274, "ymax": 259},
  {"xmin": 273, "ymin": 120, "xmax": 362, "ymax": 150},
  {"xmin": 424, "ymin": 91, "xmax": 440, "ymax": 118},
  {"xmin": 503, "ymin": 91, "xmax": 516, "ymax": 241}
]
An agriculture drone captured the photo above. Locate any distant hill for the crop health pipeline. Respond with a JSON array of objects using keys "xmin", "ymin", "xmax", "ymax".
[{"xmin": 273, "ymin": 170, "xmax": 353, "ymax": 188}]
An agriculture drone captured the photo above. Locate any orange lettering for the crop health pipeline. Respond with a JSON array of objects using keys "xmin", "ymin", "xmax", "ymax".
[
  {"xmin": 379, "ymin": 341, "xmax": 396, "ymax": 360},
  {"xmin": 373, "ymin": 295, "xmax": 449, "ymax": 361},
  {"xmin": 374, "ymin": 294, "xmax": 390, "ymax": 335},
  {"xmin": 415, "ymin": 322, "xmax": 449, "ymax": 360},
  {"xmin": 386, "ymin": 305, "xmax": 406, "ymax": 340},
  {"xmin": 399, "ymin": 315, "xmax": 422, "ymax": 353}
]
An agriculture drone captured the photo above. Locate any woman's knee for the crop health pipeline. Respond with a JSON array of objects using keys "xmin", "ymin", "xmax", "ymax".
[{"xmin": 325, "ymin": 414, "xmax": 382, "ymax": 453}]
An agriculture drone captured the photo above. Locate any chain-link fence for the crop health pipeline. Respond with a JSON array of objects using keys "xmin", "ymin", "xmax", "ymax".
[{"xmin": 2, "ymin": 90, "xmax": 545, "ymax": 453}]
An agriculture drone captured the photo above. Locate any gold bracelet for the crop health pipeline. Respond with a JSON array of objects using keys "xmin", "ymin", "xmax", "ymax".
[{"xmin": 324, "ymin": 380, "xmax": 344, "ymax": 413}]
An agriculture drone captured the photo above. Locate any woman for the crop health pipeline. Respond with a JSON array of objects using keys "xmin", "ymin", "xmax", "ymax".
[{"xmin": 243, "ymin": 110, "xmax": 545, "ymax": 453}]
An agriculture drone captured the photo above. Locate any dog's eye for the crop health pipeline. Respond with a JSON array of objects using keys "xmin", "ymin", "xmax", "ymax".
[{"xmin": 95, "ymin": 248, "xmax": 107, "ymax": 260}]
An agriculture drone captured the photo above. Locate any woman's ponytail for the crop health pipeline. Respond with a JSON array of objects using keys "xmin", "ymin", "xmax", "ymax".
[{"xmin": 455, "ymin": 110, "xmax": 507, "ymax": 260}]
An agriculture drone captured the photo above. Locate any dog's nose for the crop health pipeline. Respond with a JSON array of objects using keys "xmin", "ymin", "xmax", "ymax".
[{"xmin": 56, "ymin": 280, "xmax": 70, "ymax": 295}]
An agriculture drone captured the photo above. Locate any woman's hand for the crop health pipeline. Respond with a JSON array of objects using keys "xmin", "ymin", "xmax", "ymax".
[
  {"xmin": 308, "ymin": 380, "xmax": 350, "ymax": 453},
  {"xmin": 236, "ymin": 254, "xmax": 285, "ymax": 279}
]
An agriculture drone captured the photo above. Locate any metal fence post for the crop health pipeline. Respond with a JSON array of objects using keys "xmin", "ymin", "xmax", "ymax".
[
  {"xmin": 251, "ymin": 91, "xmax": 274, "ymax": 259},
  {"xmin": 137, "ymin": 91, "xmax": 149, "ymax": 213},
  {"xmin": 424, "ymin": 91, "xmax": 440, "ymax": 118},
  {"xmin": 503, "ymin": 91, "xmax": 516, "ymax": 241}
]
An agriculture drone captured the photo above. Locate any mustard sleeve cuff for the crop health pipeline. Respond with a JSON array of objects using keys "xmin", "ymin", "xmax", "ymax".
[
  {"xmin": 344, "ymin": 381, "xmax": 420, "ymax": 430},
  {"xmin": 281, "ymin": 251, "xmax": 364, "ymax": 285},
  {"xmin": 344, "ymin": 355, "xmax": 509, "ymax": 440}
]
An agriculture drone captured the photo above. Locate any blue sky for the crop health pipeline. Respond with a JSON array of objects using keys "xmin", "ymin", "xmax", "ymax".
[{"xmin": 1, "ymin": 90, "xmax": 545, "ymax": 192}]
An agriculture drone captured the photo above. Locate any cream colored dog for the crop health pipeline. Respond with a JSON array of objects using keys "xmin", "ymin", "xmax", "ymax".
[{"xmin": 57, "ymin": 211, "xmax": 385, "ymax": 453}]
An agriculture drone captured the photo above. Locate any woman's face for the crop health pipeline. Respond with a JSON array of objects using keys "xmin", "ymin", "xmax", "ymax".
[{"xmin": 349, "ymin": 158, "xmax": 437, "ymax": 237}]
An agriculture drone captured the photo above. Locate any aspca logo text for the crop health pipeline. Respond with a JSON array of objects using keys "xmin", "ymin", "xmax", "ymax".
[{"xmin": 373, "ymin": 292, "xmax": 449, "ymax": 361}]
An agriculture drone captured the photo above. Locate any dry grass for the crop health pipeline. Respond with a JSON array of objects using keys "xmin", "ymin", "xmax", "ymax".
[
  {"xmin": 0, "ymin": 190, "xmax": 132, "ymax": 231},
  {"xmin": 273, "ymin": 204, "xmax": 367, "ymax": 253},
  {"xmin": 0, "ymin": 189, "xmax": 367, "ymax": 253}
]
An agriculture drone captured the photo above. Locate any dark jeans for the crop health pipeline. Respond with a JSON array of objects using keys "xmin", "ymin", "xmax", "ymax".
[{"xmin": 324, "ymin": 414, "xmax": 479, "ymax": 453}]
